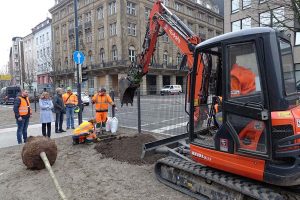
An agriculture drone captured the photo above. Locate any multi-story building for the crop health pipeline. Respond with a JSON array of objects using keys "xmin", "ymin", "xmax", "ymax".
[
  {"xmin": 23, "ymin": 33, "xmax": 36, "ymax": 92},
  {"xmin": 224, "ymin": 0, "xmax": 300, "ymax": 79},
  {"xmin": 32, "ymin": 18, "xmax": 53, "ymax": 93},
  {"xmin": 9, "ymin": 37, "xmax": 24, "ymax": 86},
  {"xmin": 49, "ymin": 0, "xmax": 223, "ymax": 95}
]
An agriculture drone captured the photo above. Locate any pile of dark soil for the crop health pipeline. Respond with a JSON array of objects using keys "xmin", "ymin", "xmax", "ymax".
[{"xmin": 94, "ymin": 134, "xmax": 165, "ymax": 165}]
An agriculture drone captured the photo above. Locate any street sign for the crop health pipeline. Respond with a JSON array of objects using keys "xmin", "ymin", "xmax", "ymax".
[{"xmin": 73, "ymin": 51, "xmax": 85, "ymax": 64}]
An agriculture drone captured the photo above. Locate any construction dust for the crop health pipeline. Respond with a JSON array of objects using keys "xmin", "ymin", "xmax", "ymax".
[{"xmin": 95, "ymin": 134, "xmax": 165, "ymax": 165}]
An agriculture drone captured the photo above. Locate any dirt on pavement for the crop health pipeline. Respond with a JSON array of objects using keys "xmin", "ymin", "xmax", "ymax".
[
  {"xmin": 95, "ymin": 134, "xmax": 165, "ymax": 165},
  {"xmin": 0, "ymin": 130, "xmax": 193, "ymax": 200}
]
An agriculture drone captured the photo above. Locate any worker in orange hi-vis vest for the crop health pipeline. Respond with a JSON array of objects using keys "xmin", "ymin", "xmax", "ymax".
[
  {"xmin": 92, "ymin": 88, "xmax": 117, "ymax": 132},
  {"xmin": 62, "ymin": 87, "xmax": 78, "ymax": 129}
]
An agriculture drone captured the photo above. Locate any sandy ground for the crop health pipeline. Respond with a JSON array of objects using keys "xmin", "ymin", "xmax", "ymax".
[{"xmin": 0, "ymin": 131, "xmax": 193, "ymax": 200}]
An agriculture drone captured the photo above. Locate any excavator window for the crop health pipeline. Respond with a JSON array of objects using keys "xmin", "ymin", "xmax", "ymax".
[{"xmin": 227, "ymin": 42, "xmax": 262, "ymax": 101}]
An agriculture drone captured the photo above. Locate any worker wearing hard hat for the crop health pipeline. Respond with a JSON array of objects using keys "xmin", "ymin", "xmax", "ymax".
[
  {"xmin": 92, "ymin": 88, "xmax": 116, "ymax": 132},
  {"xmin": 62, "ymin": 87, "xmax": 78, "ymax": 129}
]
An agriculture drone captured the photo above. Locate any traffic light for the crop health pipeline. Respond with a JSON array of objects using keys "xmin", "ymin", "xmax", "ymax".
[{"xmin": 81, "ymin": 65, "xmax": 88, "ymax": 82}]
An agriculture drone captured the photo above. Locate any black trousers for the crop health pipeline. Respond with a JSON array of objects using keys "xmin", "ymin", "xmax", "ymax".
[
  {"xmin": 42, "ymin": 123, "xmax": 51, "ymax": 138},
  {"xmin": 55, "ymin": 112, "xmax": 64, "ymax": 131}
]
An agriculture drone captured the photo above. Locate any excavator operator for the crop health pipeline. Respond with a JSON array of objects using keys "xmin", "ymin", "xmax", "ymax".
[{"xmin": 229, "ymin": 55, "xmax": 256, "ymax": 97}]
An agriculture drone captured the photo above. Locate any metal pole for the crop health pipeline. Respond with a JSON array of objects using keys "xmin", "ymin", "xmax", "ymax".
[
  {"xmin": 110, "ymin": 90, "xmax": 115, "ymax": 117},
  {"xmin": 137, "ymin": 89, "xmax": 141, "ymax": 134},
  {"xmin": 34, "ymin": 89, "xmax": 37, "ymax": 113},
  {"xmin": 74, "ymin": 0, "xmax": 82, "ymax": 125}
]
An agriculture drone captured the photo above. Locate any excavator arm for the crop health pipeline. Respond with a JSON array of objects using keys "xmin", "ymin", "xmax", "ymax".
[{"xmin": 119, "ymin": 0, "xmax": 203, "ymax": 106}]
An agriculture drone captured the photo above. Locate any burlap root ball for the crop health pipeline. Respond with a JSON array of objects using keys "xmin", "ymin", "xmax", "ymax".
[{"xmin": 22, "ymin": 136, "xmax": 58, "ymax": 170}]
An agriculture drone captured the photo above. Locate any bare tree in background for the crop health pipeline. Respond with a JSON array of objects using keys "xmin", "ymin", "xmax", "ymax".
[{"xmin": 239, "ymin": 0, "xmax": 300, "ymax": 32}]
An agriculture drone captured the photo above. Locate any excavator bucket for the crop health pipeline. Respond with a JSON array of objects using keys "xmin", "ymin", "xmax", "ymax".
[{"xmin": 118, "ymin": 77, "xmax": 139, "ymax": 106}]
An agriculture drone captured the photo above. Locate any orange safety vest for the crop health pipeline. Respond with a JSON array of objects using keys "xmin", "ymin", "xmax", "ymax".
[
  {"xmin": 73, "ymin": 121, "xmax": 94, "ymax": 136},
  {"xmin": 63, "ymin": 93, "xmax": 78, "ymax": 105},
  {"xmin": 18, "ymin": 97, "xmax": 32, "ymax": 116},
  {"xmin": 92, "ymin": 94, "xmax": 112, "ymax": 111},
  {"xmin": 230, "ymin": 64, "xmax": 256, "ymax": 96}
]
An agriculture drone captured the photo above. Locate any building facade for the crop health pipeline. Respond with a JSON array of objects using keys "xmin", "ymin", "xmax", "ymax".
[
  {"xmin": 49, "ymin": 0, "xmax": 223, "ymax": 95},
  {"xmin": 224, "ymin": 0, "xmax": 300, "ymax": 79},
  {"xmin": 32, "ymin": 18, "xmax": 53, "ymax": 93},
  {"xmin": 23, "ymin": 33, "xmax": 36, "ymax": 92},
  {"xmin": 9, "ymin": 37, "xmax": 24, "ymax": 86}
]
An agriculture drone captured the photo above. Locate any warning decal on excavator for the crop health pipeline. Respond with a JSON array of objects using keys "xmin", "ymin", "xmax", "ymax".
[
  {"xmin": 277, "ymin": 111, "xmax": 291, "ymax": 118},
  {"xmin": 297, "ymin": 119, "xmax": 300, "ymax": 128},
  {"xmin": 220, "ymin": 139, "xmax": 228, "ymax": 152}
]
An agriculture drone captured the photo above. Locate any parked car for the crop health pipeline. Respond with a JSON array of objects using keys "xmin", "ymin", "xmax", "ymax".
[
  {"xmin": 0, "ymin": 86, "xmax": 21, "ymax": 104},
  {"xmin": 73, "ymin": 92, "xmax": 90, "ymax": 106},
  {"xmin": 160, "ymin": 85, "xmax": 182, "ymax": 95}
]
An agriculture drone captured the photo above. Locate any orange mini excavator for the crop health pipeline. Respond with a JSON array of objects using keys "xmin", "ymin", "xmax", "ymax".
[{"xmin": 119, "ymin": 1, "xmax": 300, "ymax": 199}]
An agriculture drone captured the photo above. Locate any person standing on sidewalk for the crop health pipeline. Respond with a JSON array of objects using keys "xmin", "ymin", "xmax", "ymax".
[
  {"xmin": 39, "ymin": 92, "xmax": 54, "ymax": 138},
  {"xmin": 63, "ymin": 87, "xmax": 78, "ymax": 129},
  {"xmin": 92, "ymin": 88, "xmax": 116, "ymax": 133},
  {"xmin": 53, "ymin": 88, "xmax": 66, "ymax": 133},
  {"xmin": 13, "ymin": 89, "xmax": 32, "ymax": 144}
]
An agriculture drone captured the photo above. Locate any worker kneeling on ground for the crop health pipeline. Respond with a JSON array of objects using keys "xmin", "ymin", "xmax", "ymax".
[
  {"xmin": 72, "ymin": 119, "xmax": 97, "ymax": 144},
  {"xmin": 92, "ymin": 88, "xmax": 117, "ymax": 133}
]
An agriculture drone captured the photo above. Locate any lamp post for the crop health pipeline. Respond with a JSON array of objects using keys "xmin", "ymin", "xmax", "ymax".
[{"xmin": 74, "ymin": 0, "xmax": 83, "ymax": 124}]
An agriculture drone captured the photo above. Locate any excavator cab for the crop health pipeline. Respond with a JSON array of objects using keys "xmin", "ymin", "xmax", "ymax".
[{"xmin": 190, "ymin": 27, "xmax": 300, "ymax": 187}]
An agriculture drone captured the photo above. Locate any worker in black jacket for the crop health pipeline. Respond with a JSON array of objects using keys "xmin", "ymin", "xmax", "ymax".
[{"xmin": 52, "ymin": 87, "xmax": 66, "ymax": 133}]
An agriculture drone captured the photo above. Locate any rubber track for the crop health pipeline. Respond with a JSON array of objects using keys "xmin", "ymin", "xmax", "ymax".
[{"xmin": 155, "ymin": 157, "xmax": 300, "ymax": 200}]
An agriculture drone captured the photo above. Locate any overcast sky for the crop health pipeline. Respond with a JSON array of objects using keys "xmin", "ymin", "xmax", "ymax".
[{"xmin": 0, "ymin": 0, "xmax": 54, "ymax": 72}]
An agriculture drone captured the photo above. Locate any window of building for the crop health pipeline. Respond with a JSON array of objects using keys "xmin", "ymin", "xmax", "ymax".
[
  {"xmin": 128, "ymin": 23, "xmax": 136, "ymax": 36},
  {"xmin": 36, "ymin": 38, "xmax": 38, "ymax": 45},
  {"xmin": 97, "ymin": 6, "xmax": 103, "ymax": 20},
  {"xmin": 100, "ymin": 48, "xmax": 105, "ymax": 62},
  {"xmin": 127, "ymin": 2, "xmax": 136, "ymax": 15},
  {"xmin": 208, "ymin": 29, "xmax": 214, "ymax": 38},
  {"xmin": 62, "ymin": 24, "xmax": 66, "ymax": 35},
  {"xmin": 259, "ymin": 7, "xmax": 284, "ymax": 30},
  {"xmin": 46, "ymin": 32, "xmax": 49, "ymax": 41},
  {"xmin": 242, "ymin": 17, "xmax": 251, "ymax": 29},
  {"xmin": 242, "ymin": 0, "xmax": 251, "ymax": 9},
  {"xmin": 162, "ymin": 34, "xmax": 169, "ymax": 42},
  {"xmin": 112, "ymin": 45, "xmax": 118, "ymax": 61},
  {"xmin": 174, "ymin": 2, "xmax": 183, "ymax": 12},
  {"xmin": 85, "ymin": 12, "xmax": 91, "ymax": 22},
  {"xmin": 163, "ymin": 51, "xmax": 168, "ymax": 65},
  {"xmin": 231, "ymin": 20, "xmax": 240, "ymax": 32},
  {"xmin": 98, "ymin": 27, "xmax": 104, "ymax": 40},
  {"xmin": 47, "ymin": 47, "xmax": 50, "ymax": 55},
  {"xmin": 88, "ymin": 50, "xmax": 93, "ymax": 63},
  {"xmin": 63, "ymin": 40, "xmax": 67, "ymax": 51},
  {"xmin": 65, "ymin": 57, "xmax": 68, "ymax": 65},
  {"xmin": 37, "ymin": 50, "xmax": 39, "ymax": 59},
  {"xmin": 129, "ymin": 46, "xmax": 136, "ymax": 62},
  {"xmin": 187, "ymin": 22, "xmax": 193, "ymax": 31},
  {"xmin": 69, "ymin": 20, "xmax": 74, "ymax": 29},
  {"xmin": 78, "ymin": 15, "xmax": 83, "ymax": 25},
  {"xmin": 109, "ymin": 1, "xmax": 116, "ymax": 15},
  {"xmin": 199, "ymin": 12, "xmax": 206, "ymax": 21},
  {"xmin": 187, "ymin": 7, "xmax": 193, "ymax": 16},
  {"xmin": 163, "ymin": 0, "xmax": 169, "ymax": 6},
  {"xmin": 296, "ymin": 32, "xmax": 300, "ymax": 46},
  {"xmin": 231, "ymin": 18, "xmax": 251, "ymax": 32},
  {"xmin": 86, "ymin": 31, "xmax": 92, "ymax": 43},
  {"xmin": 176, "ymin": 53, "xmax": 181, "ymax": 65},
  {"xmin": 208, "ymin": 16, "xmax": 214, "ymax": 25},
  {"xmin": 231, "ymin": 0, "xmax": 239, "ymax": 13},
  {"xmin": 110, "ymin": 22, "xmax": 117, "ymax": 36}
]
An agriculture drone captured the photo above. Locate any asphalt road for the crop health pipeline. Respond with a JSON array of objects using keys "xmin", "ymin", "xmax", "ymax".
[{"xmin": 0, "ymin": 94, "xmax": 189, "ymax": 136}]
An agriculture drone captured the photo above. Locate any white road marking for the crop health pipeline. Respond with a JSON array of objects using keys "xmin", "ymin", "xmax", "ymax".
[
  {"xmin": 152, "ymin": 122, "xmax": 188, "ymax": 134},
  {"xmin": 141, "ymin": 116, "xmax": 187, "ymax": 127}
]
